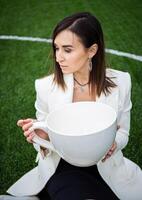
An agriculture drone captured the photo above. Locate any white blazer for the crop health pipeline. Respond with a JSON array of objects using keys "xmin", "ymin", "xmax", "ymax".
[{"xmin": 7, "ymin": 69, "xmax": 142, "ymax": 200}]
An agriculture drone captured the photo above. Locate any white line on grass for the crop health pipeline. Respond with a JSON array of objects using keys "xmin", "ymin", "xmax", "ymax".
[
  {"xmin": 0, "ymin": 35, "xmax": 142, "ymax": 62},
  {"xmin": 0, "ymin": 35, "xmax": 52, "ymax": 43},
  {"xmin": 105, "ymin": 49, "xmax": 142, "ymax": 62}
]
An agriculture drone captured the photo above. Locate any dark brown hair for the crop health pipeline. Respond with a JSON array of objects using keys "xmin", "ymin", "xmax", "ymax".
[{"xmin": 52, "ymin": 12, "xmax": 116, "ymax": 97}]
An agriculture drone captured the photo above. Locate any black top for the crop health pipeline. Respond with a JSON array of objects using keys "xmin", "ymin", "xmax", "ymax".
[{"xmin": 38, "ymin": 158, "xmax": 119, "ymax": 200}]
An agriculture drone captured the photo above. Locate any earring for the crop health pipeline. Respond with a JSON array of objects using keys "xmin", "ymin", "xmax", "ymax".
[{"xmin": 89, "ymin": 58, "xmax": 92, "ymax": 72}]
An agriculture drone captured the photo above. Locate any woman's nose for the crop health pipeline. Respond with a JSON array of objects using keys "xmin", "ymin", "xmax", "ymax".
[{"xmin": 56, "ymin": 51, "xmax": 65, "ymax": 63}]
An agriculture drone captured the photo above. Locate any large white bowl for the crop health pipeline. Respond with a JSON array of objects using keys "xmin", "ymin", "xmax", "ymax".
[{"xmin": 33, "ymin": 102, "xmax": 117, "ymax": 166}]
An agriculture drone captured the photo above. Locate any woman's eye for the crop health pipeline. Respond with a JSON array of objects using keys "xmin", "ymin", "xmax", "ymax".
[
  {"xmin": 55, "ymin": 48, "xmax": 59, "ymax": 51},
  {"xmin": 65, "ymin": 49, "xmax": 72, "ymax": 53}
]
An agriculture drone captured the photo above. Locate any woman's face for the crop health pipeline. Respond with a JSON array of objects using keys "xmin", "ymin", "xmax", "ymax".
[{"xmin": 54, "ymin": 30, "xmax": 90, "ymax": 74}]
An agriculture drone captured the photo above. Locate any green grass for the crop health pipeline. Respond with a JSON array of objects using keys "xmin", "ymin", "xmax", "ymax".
[{"xmin": 0, "ymin": 0, "xmax": 142, "ymax": 194}]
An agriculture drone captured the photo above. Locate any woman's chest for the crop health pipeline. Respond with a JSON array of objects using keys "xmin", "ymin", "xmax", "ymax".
[{"xmin": 72, "ymin": 86, "xmax": 95, "ymax": 102}]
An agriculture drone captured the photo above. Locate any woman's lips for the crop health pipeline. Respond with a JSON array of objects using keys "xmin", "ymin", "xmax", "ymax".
[{"xmin": 60, "ymin": 65, "xmax": 67, "ymax": 68}]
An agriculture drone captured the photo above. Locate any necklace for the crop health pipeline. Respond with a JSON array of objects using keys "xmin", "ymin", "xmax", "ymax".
[{"xmin": 74, "ymin": 77, "xmax": 89, "ymax": 92}]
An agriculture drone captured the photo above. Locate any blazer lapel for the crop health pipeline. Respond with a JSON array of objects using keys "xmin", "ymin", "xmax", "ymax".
[
  {"xmin": 48, "ymin": 72, "xmax": 119, "ymax": 115},
  {"xmin": 47, "ymin": 74, "xmax": 74, "ymax": 112}
]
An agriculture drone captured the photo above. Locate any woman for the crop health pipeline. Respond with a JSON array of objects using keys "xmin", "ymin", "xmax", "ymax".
[{"xmin": 3, "ymin": 12, "xmax": 142, "ymax": 200}]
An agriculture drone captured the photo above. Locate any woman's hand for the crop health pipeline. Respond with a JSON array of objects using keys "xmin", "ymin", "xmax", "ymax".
[
  {"xmin": 17, "ymin": 118, "xmax": 49, "ymax": 144},
  {"xmin": 102, "ymin": 141, "xmax": 117, "ymax": 162},
  {"xmin": 102, "ymin": 125, "xmax": 120, "ymax": 162}
]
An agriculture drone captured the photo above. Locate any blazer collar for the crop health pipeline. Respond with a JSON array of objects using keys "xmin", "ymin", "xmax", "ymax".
[
  {"xmin": 48, "ymin": 72, "xmax": 118, "ymax": 114},
  {"xmin": 64, "ymin": 73, "xmax": 118, "ymax": 113}
]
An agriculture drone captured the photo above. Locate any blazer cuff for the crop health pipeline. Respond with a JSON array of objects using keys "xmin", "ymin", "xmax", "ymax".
[
  {"xmin": 115, "ymin": 130, "xmax": 129, "ymax": 151},
  {"xmin": 33, "ymin": 143, "xmax": 40, "ymax": 152}
]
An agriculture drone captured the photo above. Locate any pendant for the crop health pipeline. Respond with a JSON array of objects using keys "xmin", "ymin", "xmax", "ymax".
[
  {"xmin": 74, "ymin": 85, "xmax": 85, "ymax": 92},
  {"xmin": 80, "ymin": 86, "xmax": 84, "ymax": 92}
]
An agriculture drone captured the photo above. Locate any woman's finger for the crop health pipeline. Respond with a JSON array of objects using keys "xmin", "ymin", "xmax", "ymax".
[
  {"xmin": 102, "ymin": 142, "xmax": 117, "ymax": 162},
  {"xmin": 17, "ymin": 118, "xmax": 33, "ymax": 127},
  {"xmin": 102, "ymin": 153, "xmax": 111, "ymax": 162},
  {"xmin": 22, "ymin": 122, "xmax": 33, "ymax": 131},
  {"xmin": 26, "ymin": 132, "xmax": 35, "ymax": 143},
  {"xmin": 107, "ymin": 151, "xmax": 112, "ymax": 157},
  {"xmin": 17, "ymin": 119, "xmax": 24, "ymax": 127},
  {"xmin": 26, "ymin": 136, "xmax": 33, "ymax": 143},
  {"xmin": 111, "ymin": 142, "xmax": 117, "ymax": 152},
  {"xmin": 24, "ymin": 129, "xmax": 34, "ymax": 137}
]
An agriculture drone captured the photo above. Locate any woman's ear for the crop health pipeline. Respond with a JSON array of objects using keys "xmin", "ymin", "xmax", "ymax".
[{"xmin": 88, "ymin": 44, "xmax": 98, "ymax": 58}]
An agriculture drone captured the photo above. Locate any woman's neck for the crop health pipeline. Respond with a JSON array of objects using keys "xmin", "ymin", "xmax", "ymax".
[{"xmin": 73, "ymin": 69, "xmax": 90, "ymax": 85}]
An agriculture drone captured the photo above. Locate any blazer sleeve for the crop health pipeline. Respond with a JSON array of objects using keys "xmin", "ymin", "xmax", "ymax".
[
  {"xmin": 33, "ymin": 78, "xmax": 49, "ymax": 152},
  {"xmin": 115, "ymin": 72, "xmax": 132, "ymax": 151},
  {"xmin": 34, "ymin": 79, "xmax": 49, "ymax": 121}
]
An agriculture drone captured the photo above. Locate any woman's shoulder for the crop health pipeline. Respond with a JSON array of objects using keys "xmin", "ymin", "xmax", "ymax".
[
  {"xmin": 106, "ymin": 68, "xmax": 132, "ymax": 109},
  {"xmin": 35, "ymin": 74, "xmax": 54, "ymax": 87},
  {"xmin": 35, "ymin": 74, "xmax": 55, "ymax": 93},
  {"xmin": 106, "ymin": 68, "xmax": 131, "ymax": 87},
  {"xmin": 35, "ymin": 73, "xmax": 54, "ymax": 84},
  {"xmin": 106, "ymin": 68, "xmax": 130, "ymax": 78}
]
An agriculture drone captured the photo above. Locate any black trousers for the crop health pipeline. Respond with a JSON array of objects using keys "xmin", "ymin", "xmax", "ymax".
[{"xmin": 38, "ymin": 159, "xmax": 119, "ymax": 200}]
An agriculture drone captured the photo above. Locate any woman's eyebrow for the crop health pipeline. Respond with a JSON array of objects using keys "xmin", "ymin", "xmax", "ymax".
[
  {"xmin": 62, "ymin": 45, "xmax": 73, "ymax": 48},
  {"xmin": 54, "ymin": 43, "xmax": 73, "ymax": 48}
]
